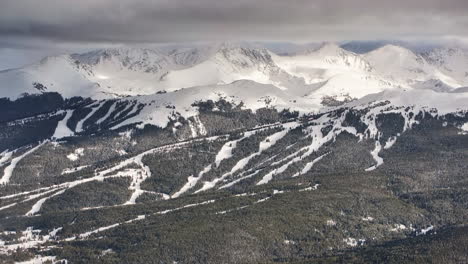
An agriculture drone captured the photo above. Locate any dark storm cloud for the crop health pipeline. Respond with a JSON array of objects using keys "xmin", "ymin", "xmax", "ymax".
[{"xmin": 0, "ymin": 0, "xmax": 467, "ymax": 44}]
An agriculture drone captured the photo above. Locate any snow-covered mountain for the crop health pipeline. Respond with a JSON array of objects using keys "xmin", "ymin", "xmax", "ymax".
[
  {"xmin": 422, "ymin": 47, "xmax": 468, "ymax": 87},
  {"xmin": 0, "ymin": 42, "xmax": 467, "ymax": 109},
  {"xmin": 1, "ymin": 42, "xmax": 468, "ymax": 264}
]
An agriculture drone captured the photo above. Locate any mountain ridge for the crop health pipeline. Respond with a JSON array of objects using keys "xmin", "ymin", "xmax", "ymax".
[{"xmin": 1, "ymin": 42, "xmax": 467, "ymax": 104}]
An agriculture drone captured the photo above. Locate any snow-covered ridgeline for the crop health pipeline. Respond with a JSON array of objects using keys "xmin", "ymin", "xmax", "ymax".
[{"xmin": 2, "ymin": 43, "xmax": 468, "ymax": 102}]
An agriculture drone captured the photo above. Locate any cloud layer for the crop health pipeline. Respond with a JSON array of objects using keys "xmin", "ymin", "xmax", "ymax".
[{"xmin": 1, "ymin": 0, "xmax": 467, "ymax": 44}]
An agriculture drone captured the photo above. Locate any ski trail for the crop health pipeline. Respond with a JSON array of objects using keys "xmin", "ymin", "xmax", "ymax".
[
  {"xmin": 196, "ymin": 122, "xmax": 299, "ymax": 192},
  {"xmin": 124, "ymin": 155, "xmax": 165, "ymax": 204},
  {"xmin": 0, "ymin": 150, "xmax": 14, "ymax": 167},
  {"xmin": 0, "ymin": 142, "xmax": 47, "ymax": 184},
  {"xmin": 257, "ymin": 115, "xmax": 344, "ymax": 185},
  {"xmin": 172, "ymin": 126, "xmax": 276, "ymax": 197},
  {"xmin": 188, "ymin": 119, "xmax": 198, "ymax": 138},
  {"xmin": 96, "ymin": 102, "xmax": 116, "ymax": 124},
  {"xmin": 74, "ymin": 200, "xmax": 215, "ymax": 240},
  {"xmin": 52, "ymin": 110, "xmax": 75, "ymax": 139},
  {"xmin": 75, "ymin": 102, "xmax": 103, "ymax": 132},
  {"xmin": 78, "ymin": 223, "xmax": 122, "ymax": 239},
  {"xmin": 194, "ymin": 116, "xmax": 207, "ymax": 136},
  {"xmin": 172, "ymin": 164, "xmax": 212, "ymax": 198},
  {"xmin": 214, "ymin": 131, "xmax": 258, "ymax": 167},
  {"xmin": 26, "ymin": 189, "xmax": 67, "ymax": 216},
  {"xmin": 115, "ymin": 102, "xmax": 136, "ymax": 120},
  {"xmin": 1, "ymin": 135, "xmax": 224, "ymax": 212},
  {"xmin": 384, "ymin": 136, "xmax": 397, "ymax": 149},
  {"xmin": 219, "ymin": 169, "xmax": 261, "ymax": 189},
  {"xmin": 269, "ymin": 145, "xmax": 309, "ymax": 167},
  {"xmin": 0, "ymin": 187, "xmax": 62, "ymax": 212},
  {"xmin": 293, "ymin": 152, "xmax": 330, "ymax": 177},
  {"xmin": 365, "ymin": 141, "xmax": 384, "ymax": 171}
]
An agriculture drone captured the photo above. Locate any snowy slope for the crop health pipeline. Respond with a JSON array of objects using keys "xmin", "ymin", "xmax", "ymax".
[
  {"xmin": 423, "ymin": 47, "xmax": 468, "ymax": 87},
  {"xmin": 0, "ymin": 55, "xmax": 100, "ymax": 99},
  {"xmin": 112, "ymin": 80, "xmax": 321, "ymax": 129},
  {"xmin": 344, "ymin": 87, "xmax": 468, "ymax": 115},
  {"xmin": 163, "ymin": 45, "xmax": 318, "ymax": 95},
  {"xmin": 364, "ymin": 45, "xmax": 462, "ymax": 90},
  {"xmin": 272, "ymin": 43, "xmax": 394, "ymax": 103},
  {"xmin": 0, "ymin": 42, "xmax": 467, "ymax": 108}
]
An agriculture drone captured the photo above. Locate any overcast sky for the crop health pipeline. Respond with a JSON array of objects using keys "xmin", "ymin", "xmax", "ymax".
[{"xmin": 1, "ymin": 0, "xmax": 467, "ymax": 69}]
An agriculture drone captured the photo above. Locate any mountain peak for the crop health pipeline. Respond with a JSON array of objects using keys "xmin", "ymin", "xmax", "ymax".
[
  {"xmin": 311, "ymin": 42, "xmax": 344, "ymax": 54},
  {"xmin": 371, "ymin": 44, "xmax": 415, "ymax": 56},
  {"xmin": 71, "ymin": 47, "xmax": 167, "ymax": 66}
]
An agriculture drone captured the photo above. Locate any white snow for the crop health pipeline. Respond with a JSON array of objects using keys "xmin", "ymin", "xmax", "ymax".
[
  {"xmin": 66, "ymin": 148, "xmax": 84, "ymax": 161},
  {"xmin": 96, "ymin": 102, "xmax": 117, "ymax": 124},
  {"xmin": 172, "ymin": 164, "xmax": 212, "ymax": 198},
  {"xmin": 61, "ymin": 165, "xmax": 88, "ymax": 175},
  {"xmin": 384, "ymin": 136, "xmax": 398, "ymax": 149},
  {"xmin": 343, "ymin": 237, "xmax": 358, "ymax": 247},
  {"xmin": 2, "ymin": 138, "xmax": 216, "ymax": 213},
  {"xmin": 14, "ymin": 255, "xmax": 56, "ymax": 264},
  {"xmin": 111, "ymin": 81, "xmax": 319, "ymax": 130},
  {"xmin": 417, "ymin": 225, "xmax": 434, "ymax": 236},
  {"xmin": 0, "ymin": 226, "xmax": 64, "ymax": 254},
  {"xmin": 297, "ymin": 153, "xmax": 329, "ymax": 176},
  {"xmin": 365, "ymin": 141, "xmax": 384, "ymax": 171},
  {"xmin": 347, "ymin": 88, "xmax": 468, "ymax": 115},
  {"xmin": 157, "ymin": 200, "xmax": 215, "ymax": 215},
  {"xmin": 257, "ymin": 112, "xmax": 352, "ymax": 185},
  {"xmin": 0, "ymin": 150, "xmax": 13, "ymax": 167},
  {"xmin": 79, "ymin": 223, "xmax": 121, "ymax": 238},
  {"xmin": 461, "ymin": 123, "xmax": 468, "ymax": 132},
  {"xmin": 273, "ymin": 189, "xmax": 284, "ymax": 195},
  {"xmin": 26, "ymin": 189, "xmax": 67, "ymax": 216},
  {"xmin": 255, "ymin": 197, "xmax": 271, "ymax": 204},
  {"xmin": 1, "ymin": 44, "xmax": 467, "ymax": 128},
  {"xmin": 199, "ymin": 122, "xmax": 298, "ymax": 191},
  {"xmin": 283, "ymin": 240, "xmax": 296, "ymax": 245},
  {"xmin": 0, "ymin": 142, "xmax": 46, "ymax": 184},
  {"xmin": 299, "ymin": 184, "xmax": 320, "ymax": 192},
  {"xmin": 124, "ymin": 155, "xmax": 156, "ymax": 205},
  {"xmin": 218, "ymin": 170, "xmax": 261, "ymax": 189},
  {"xmin": 390, "ymin": 224, "xmax": 407, "ymax": 232},
  {"xmin": 52, "ymin": 110, "xmax": 75, "ymax": 139},
  {"xmin": 75, "ymin": 102, "xmax": 103, "ymax": 132}
]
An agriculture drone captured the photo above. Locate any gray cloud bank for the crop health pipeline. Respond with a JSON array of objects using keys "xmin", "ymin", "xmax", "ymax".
[{"xmin": 1, "ymin": 0, "xmax": 467, "ymax": 44}]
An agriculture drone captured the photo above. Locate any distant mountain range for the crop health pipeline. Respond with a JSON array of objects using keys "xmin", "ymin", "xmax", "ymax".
[{"xmin": 0, "ymin": 42, "xmax": 467, "ymax": 263}]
